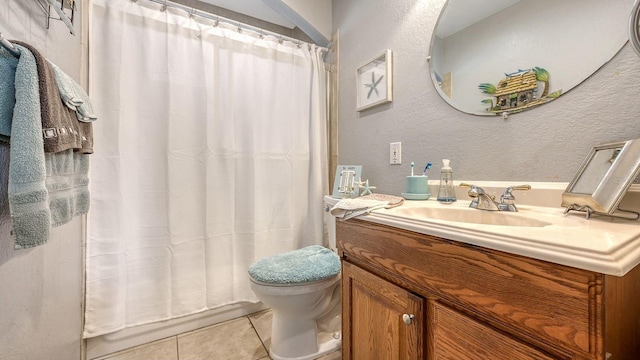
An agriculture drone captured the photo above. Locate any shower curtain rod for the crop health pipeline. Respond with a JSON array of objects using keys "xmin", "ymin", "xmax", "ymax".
[
  {"xmin": 0, "ymin": 31, "xmax": 20, "ymax": 57},
  {"xmin": 144, "ymin": 0, "xmax": 318, "ymax": 48}
]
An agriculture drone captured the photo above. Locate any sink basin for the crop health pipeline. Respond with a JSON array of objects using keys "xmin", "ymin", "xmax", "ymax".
[{"xmin": 388, "ymin": 207, "xmax": 551, "ymax": 227}]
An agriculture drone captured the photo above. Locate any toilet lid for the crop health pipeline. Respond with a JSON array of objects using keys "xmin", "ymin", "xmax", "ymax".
[{"xmin": 248, "ymin": 245, "xmax": 341, "ymax": 285}]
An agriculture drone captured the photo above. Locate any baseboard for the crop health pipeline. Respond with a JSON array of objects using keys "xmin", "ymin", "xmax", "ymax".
[{"xmin": 85, "ymin": 302, "xmax": 268, "ymax": 360}]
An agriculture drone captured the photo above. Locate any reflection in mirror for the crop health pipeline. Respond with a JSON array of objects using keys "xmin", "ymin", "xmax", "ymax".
[
  {"xmin": 429, "ymin": 0, "xmax": 632, "ymax": 116},
  {"xmin": 570, "ymin": 147, "xmax": 621, "ymax": 194},
  {"xmin": 562, "ymin": 139, "xmax": 640, "ymax": 219}
]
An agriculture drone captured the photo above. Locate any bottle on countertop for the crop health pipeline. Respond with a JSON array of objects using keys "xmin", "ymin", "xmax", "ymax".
[{"xmin": 436, "ymin": 159, "xmax": 456, "ymax": 204}]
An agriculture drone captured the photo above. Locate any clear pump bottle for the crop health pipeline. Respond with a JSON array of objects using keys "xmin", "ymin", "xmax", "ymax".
[{"xmin": 436, "ymin": 159, "xmax": 457, "ymax": 203}]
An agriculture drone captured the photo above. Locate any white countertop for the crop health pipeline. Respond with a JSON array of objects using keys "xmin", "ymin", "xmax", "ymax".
[{"xmin": 355, "ymin": 188, "xmax": 640, "ymax": 276}]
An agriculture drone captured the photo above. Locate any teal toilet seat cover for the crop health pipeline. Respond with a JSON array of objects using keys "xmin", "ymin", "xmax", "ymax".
[{"xmin": 248, "ymin": 245, "xmax": 341, "ymax": 284}]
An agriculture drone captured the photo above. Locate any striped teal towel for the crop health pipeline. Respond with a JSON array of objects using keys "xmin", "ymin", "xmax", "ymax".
[{"xmin": 45, "ymin": 150, "xmax": 90, "ymax": 227}]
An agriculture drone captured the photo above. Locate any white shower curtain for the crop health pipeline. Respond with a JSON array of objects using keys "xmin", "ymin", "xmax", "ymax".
[{"xmin": 85, "ymin": 0, "xmax": 328, "ymax": 337}]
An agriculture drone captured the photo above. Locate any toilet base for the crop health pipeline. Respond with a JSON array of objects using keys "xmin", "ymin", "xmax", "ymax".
[
  {"xmin": 269, "ymin": 337, "xmax": 341, "ymax": 360},
  {"xmin": 269, "ymin": 311, "xmax": 341, "ymax": 360}
]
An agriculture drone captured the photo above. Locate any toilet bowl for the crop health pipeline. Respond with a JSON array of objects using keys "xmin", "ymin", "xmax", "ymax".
[
  {"xmin": 249, "ymin": 245, "xmax": 341, "ymax": 360},
  {"xmin": 248, "ymin": 197, "xmax": 342, "ymax": 360}
]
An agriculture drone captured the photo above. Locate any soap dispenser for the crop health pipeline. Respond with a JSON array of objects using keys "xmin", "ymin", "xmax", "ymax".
[{"xmin": 436, "ymin": 159, "xmax": 457, "ymax": 203}]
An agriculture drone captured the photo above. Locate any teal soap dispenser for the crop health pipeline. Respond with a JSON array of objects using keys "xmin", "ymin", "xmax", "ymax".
[{"xmin": 436, "ymin": 159, "xmax": 457, "ymax": 203}]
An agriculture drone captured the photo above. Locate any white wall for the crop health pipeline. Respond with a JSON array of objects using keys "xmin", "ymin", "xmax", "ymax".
[
  {"xmin": 281, "ymin": 0, "xmax": 331, "ymax": 41},
  {"xmin": 333, "ymin": 0, "xmax": 640, "ymax": 197},
  {"xmin": 263, "ymin": 0, "xmax": 331, "ymax": 45},
  {"xmin": 0, "ymin": 1, "xmax": 84, "ymax": 359}
]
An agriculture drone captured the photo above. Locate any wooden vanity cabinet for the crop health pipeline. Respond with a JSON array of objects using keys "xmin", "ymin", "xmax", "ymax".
[
  {"xmin": 342, "ymin": 261, "xmax": 424, "ymax": 359},
  {"xmin": 337, "ymin": 219, "xmax": 640, "ymax": 360}
]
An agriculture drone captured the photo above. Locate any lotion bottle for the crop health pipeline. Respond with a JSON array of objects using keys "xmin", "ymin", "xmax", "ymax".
[{"xmin": 436, "ymin": 159, "xmax": 457, "ymax": 203}]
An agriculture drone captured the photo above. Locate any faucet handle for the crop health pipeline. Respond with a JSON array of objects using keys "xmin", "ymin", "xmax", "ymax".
[
  {"xmin": 460, "ymin": 183, "xmax": 495, "ymax": 200},
  {"xmin": 501, "ymin": 184, "xmax": 531, "ymax": 201},
  {"xmin": 459, "ymin": 183, "xmax": 480, "ymax": 197}
]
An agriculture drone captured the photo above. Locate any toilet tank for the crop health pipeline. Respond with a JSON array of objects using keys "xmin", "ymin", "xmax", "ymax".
[{"xmin": 323, "ymin": 195, "xmax": 340, "ymax": 252}]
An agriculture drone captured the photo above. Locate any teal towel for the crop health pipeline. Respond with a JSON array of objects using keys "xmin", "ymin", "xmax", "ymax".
[
  {"xmin": 46, "ymin": 60, "xmax": 94, "ymax": 154},
  {"xmin": 47, "ymin": 60, "xmax": 98, "ymax": 122},
  {"xmin": 0, "ymin": 47, "xmax": 19, "ymax": 143},
  {"xmin": 248, "ymin": 245, "xmax": 340, "ymax": 284},
  {"xmin": 45, "ymin": 149, "xmax": 90, "ymax": 227},
  {"xmin": 7, "ymin": 44, "xmax": 51, "ymax": 249}
]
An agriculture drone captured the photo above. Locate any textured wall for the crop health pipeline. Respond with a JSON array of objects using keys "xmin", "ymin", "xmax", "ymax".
[
  {"xmin": 0, "ymin": 1, "xmax": 84, "ymax": 359},
  {"xmin": 333, "ymin": 0, "xmax": 640, "ymax": 197}
]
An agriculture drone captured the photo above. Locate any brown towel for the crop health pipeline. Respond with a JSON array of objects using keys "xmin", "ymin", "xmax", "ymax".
[{"xmin": 12, "ymin": 41, "xmax": 92, "ymax": 154}]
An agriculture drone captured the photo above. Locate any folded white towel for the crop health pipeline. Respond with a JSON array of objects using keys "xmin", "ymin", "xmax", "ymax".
[{"xmin": 330, "ymin": 198, "xmax": 389, "ymax": 220}]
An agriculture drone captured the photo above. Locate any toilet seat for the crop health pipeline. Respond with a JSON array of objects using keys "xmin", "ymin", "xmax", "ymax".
[
  {"xmin": 249, "ymin": 274, "xmax": 340, "ymax": 295},
  {"xmin": 248, "ymin": 245, "xmax": 340, "ymax": 285}
]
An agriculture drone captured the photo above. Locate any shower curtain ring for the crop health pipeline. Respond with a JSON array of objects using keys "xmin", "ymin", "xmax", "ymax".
[
  {"xmin": 189, "ymin": 8, "xmax": 196, "ymax": 18},
  {"xmin": 237, "ymin": 22, "xmax": 242, "ymax": 33},
  {"xmin": 160, "ymin": 0, "xmax": 167, "ymax": 12}
]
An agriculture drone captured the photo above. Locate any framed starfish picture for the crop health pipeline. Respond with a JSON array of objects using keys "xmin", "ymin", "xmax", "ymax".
[{"xmin": 356, "ymin": 49, "xmax": 393, "ymax": 111}]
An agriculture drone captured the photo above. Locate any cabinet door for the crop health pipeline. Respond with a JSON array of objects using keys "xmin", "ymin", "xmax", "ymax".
[
  {"xmin": 342, "ymin": 261, "xmax": 424, "ymax": 360},
  {"xmin": 431, "ymin": 302, "xmax": 558, "ymax": 360}
]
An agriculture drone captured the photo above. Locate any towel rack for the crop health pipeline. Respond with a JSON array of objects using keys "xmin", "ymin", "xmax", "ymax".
[
  {"xmin": 0, "ymin": 32, "xmax": 20, "ymax": 57},
  {"xmin": 34, "ymin": 0, "xmax": 76, "ymax": 35}
]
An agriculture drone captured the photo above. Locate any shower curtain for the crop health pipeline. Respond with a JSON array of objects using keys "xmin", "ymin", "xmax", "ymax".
[{"xmin": 85, "ymin": 0, "xmax": 328, "ymax": 337}]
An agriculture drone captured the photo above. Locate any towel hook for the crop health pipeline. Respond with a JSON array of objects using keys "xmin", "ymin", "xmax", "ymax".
[{"xmin": 0, "ymin": 32, "xmax": 20, "ymax": 57}]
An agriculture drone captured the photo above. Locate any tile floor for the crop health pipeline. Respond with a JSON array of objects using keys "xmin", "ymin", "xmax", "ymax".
[{"xmin": 94, "ymin": 310, "xmax": 341, "ymax": 360}]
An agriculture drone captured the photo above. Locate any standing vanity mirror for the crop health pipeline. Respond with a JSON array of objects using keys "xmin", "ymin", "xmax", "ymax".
[{"xmin": 562, "ymin": 139, "xmax": 640, "ymax": 219}]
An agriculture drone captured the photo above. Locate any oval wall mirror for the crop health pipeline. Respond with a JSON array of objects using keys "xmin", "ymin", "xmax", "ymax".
[
  {"xmin": 631, "ymin": 0, "xmax": 640, "ymax": 56},
  {"xmin": 429, "ymin": 0, "xmax": 632, "ymax": 116}
]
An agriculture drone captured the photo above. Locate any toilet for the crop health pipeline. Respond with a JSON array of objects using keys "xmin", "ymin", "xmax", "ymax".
[{"xmin": 247, "ymin": 196, "xmax": 342, "ymax": 360}]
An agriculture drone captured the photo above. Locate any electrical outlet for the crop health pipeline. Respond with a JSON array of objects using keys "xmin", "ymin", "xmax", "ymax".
[{"xmin": 390, "ymin": 142, "xmax": 401, "ymax": 164}]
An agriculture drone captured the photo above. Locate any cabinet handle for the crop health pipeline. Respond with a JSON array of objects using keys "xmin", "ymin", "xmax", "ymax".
[{"xmin": 402, "ymin": 313, "xmax": 414, "ymax": 325}]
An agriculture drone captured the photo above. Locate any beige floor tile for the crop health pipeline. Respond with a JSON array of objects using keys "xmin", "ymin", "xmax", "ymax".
[
  {"xmin": 178, "ymin": 317, "xmax": 268, "ymax": 360},
  {"xmin": 95, "ymin": 337, "xmax": 178, "ymax": 360},
  {"xmin": 248, "ymin": 309, "xmax": 272, "ymax": 349}
]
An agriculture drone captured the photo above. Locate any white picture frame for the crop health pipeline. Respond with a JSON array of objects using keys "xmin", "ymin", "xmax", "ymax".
[
  {"xmin": 332, "ymin": 165, "xmax": 362, "ymax": 198},
  {"xmin": 356, "ymin": 49, "xmax": 393, "ymax": 111}
]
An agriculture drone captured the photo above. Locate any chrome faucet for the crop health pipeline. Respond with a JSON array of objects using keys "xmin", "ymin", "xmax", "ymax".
[{"xmin": 460, "ymin": 183, "xmax": 531, "ymax": 212}]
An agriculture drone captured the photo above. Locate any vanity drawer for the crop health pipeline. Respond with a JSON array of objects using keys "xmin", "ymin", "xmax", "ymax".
[{"xmin": 337, "ymin": 219, "xmax": 603, "ymax": 359}]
